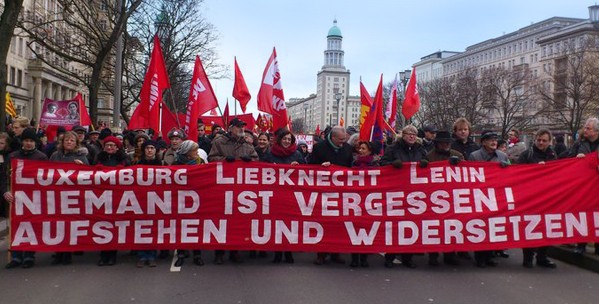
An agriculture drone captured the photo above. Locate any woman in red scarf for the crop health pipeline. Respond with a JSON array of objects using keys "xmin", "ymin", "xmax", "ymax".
[{"xmin": 264, "ymin": 129, "xmax": 305, "ymax": 263}]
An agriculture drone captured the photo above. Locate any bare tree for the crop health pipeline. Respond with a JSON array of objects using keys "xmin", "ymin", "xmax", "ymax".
[
  {"xmin": 537, "ymin": 37, "xmax": 599, "ymax": 135},
  {"xmin": 122, "ymin": 0, "xmax": 225, "ymax": 122},
  {"xmin": 291, "ymin": 117, "xmax": 305, "ymax": 134},
  {"xmin": 480, "ymin": 65, "xmax": 540, "ymax": 137},
  {"xmin": 18, "ymin": 0, "xmax": 143, "ymax": 125},
  {"xmin": 416, "ymin": 68, "xmax": 489, "ymax": 131},
  {"xmin": 0, "ymin": 0, "xmax": 25, "ymax": 131}
]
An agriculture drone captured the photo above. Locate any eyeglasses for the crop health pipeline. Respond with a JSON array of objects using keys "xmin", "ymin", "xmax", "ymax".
[{"xmin": 104, "ymin": 143, "xmax": 117, "ymax": 148}]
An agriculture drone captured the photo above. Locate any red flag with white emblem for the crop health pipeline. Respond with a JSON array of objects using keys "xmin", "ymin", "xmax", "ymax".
[
  {"xmin": 402, "ymin": 68, "xmax": 420, "ymax": 120},
  {"xmin": 257, "ymin": 47, "xmax": 288, "ymax": 131},
  {"xmin": 129, "ymin": 35, "xmax": 170, "ymax": 133},
  {"xmin": 185, "ymin": 55, "xmax": 218, "ymax": 141}
]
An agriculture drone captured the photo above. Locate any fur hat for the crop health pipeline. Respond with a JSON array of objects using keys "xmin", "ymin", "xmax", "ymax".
[
  {"xmin": 20, "ymin": 128, "xmax": 38, "ymax": 142},
  {"xmin": 167, "ymin": 128, "xmax": 186, "ymax": 140},
  {"xmin": 480, "ymin": 130, "xmax": 499, "ymax": 141}
]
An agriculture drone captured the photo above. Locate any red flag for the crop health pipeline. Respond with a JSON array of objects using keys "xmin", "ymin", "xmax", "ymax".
[
  {"xmin": 222, "ymin": 102, "xmax": 230, "ymax": 127},
  {"xmin": 257, "ymin": 48, "xmax": 288, "ymax": 131},
  {"xmin": 358, "ymin": 79, "xmax": 373, "ymax": 129},
  {"xmin": 129, "ymin": 35, "xmax": 170, "ymax": 132},
  {"xmin": 76, "ymin": 93, "xmax": 93, "ymax": 127},
  {"xmin": 386, "ymin": 74, "xmax": 398, "ymax": 129},
  {"xmin": 185, "ymin": 55, "xmax": 219, "ymax": 141},
  {"xmin": 402, "ymin": 68, "xmax": 420, "ymax": 120},
  {"xmin": 233, "ymin": 57, "xmax": 251, "ymax": 113},
  {"xmin": 360, "ymin": 75, "xmax": 394, "ymax": 141},
  {"xmin": 315, "ymin": 124, "xmax": 320, "ymax": 135},
  {"xmin": 210, "ymin": 108, "xmax": 217, "ymax": 116}
]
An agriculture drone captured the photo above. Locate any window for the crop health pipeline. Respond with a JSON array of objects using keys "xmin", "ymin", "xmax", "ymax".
[
  {"xmin": 18, "ymin": 38, "xmax": 23, "ymax": 57},
  {"xmin": 9, "ymin": 67, "xmax": 15, "ymax": 85},
  {"xmin": 17, "ymin": 69, "xmax": 22, "ymax": 87}
]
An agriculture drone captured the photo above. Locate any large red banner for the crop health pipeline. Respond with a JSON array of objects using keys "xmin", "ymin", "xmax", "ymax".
[{"xmin": 9, "ymin": 154, "xmax": 599, "ymax": 252}]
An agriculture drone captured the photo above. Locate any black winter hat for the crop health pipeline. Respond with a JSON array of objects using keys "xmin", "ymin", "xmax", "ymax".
[
  {"xmin": 20, "ymin": 128, "xmax": 38, "ymax": 142},
  {"xmin": 99, "ymin": 128, "xmax": 113, "ymax": 140}
]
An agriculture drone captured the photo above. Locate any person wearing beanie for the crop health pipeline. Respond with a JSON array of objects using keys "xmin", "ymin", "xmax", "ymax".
[
  {"xmin": 94, "ymin": 135, "xmax": 129, "ymax": 267},
  {"xmin": 134, "ymin": 140, "xmax": 163, "ymax": 267},
  {"xmin": 172, "ymin": 140, "xmax": 206, "ymax": 267},
  {"xmin": 296, "ymin": 140, "xmax": 309, "ymax": 163},
  {"xmin": 163, "ymin": 128, "xmax": 186, "ymax": 165},
  {"xmin": 4, "ymin": 127, "xmax": 48, "ymax": 269}
]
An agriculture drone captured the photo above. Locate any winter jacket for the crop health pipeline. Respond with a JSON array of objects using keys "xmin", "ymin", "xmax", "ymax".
[
  {"xmin": 451, "ymin": 137, "xmax": 479, "ymax": 159},
  {"xmin": 309, "ymin": 138, "xmax": 353, "ymax": 167},
  {"xmin": 208, "ymin": 133, "xmax": 258, "ymax": 162},
  {"xmin": 95, "ymin": 150, "xmax": 131, "ymax": 167},
  {"xmin": 468, "ymin": 148, "xmax": 509, "ymax": 163},
  {"xmin": 516, "ymin": 146, "xmax": 557, "ymax": 164},
  {"xmin": 49, "ymin": 149, "xmax": 89, "ymax": 165},
  {"xmin": 380, "ymin": 139, "xmax": 427, "ymax": 165}
]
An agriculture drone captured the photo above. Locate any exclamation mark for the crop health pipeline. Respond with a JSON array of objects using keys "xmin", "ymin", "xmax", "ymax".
[
  {"xmin": 505, "ymin": 188, "xmax": 515, "ymax": 210},
  {"xmin": 594, "ymin": 212, "xmax": 599, "ymax": 237}
]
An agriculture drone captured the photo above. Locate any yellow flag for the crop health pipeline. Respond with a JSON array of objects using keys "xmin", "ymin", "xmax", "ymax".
[{"xmin": 5, "ymin": 92, "xmax": 17, "ymax": 118}]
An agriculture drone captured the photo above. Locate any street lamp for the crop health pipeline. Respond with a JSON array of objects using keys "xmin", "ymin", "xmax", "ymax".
[
  {"xmin": 333, "ymin": 87, "xmax": 342, "ymax": 126},
  {"xmin": 303, "ymin": 103, "xmax": 309, "ymax": 133},
  {"xmin": 399, "ymin": 69, "xmax": 411, "ymax": 126}
]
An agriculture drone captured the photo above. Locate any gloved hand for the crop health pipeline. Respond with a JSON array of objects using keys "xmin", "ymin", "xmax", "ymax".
[
  {"xmin": 419, "ymin": 159, "xmax": 429, "ymax": 168},
  {"xmin": 449, "ymin": 156, "xmax": 461, "ymax": 166},
  {"xmin": 240, "ymin": 155, "xmax": 252, "ymax": 162},
  {"xmin": 392, "ymin": 160, "xmax": 403, "ymax": 169},
  {"xmin": 225, "ymin": 156, "xmax": 235, "ymax": 162},
  {"xmin": 500, "ymin": 160, "xmax": 511, "ymax": 168}
]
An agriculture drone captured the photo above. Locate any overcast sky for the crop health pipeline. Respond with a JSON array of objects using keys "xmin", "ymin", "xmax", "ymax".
[{"xmin": 202, "ymin": 0, "xmax": 591, "ymax": 114}]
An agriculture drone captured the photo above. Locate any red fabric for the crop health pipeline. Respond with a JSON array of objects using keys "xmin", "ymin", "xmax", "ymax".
[
  {"xmin": 402, "ymin": 68, "xmax": 420, "ymax": 120},
  {"xmin": 199, "ymin": 114, "xmax": 255, "ymax": 131},
  {"xmin": 233, "ymin": 57, "xmax": 251, "ymax": 113},
  {"xmin": 10, "ymin": 154, "xmax": 599, "ymax": 252},
  {"xmin": 270, "ymin": 142, "xmax": 297, "ymax": 158},
  {"xmin": 257, "ymin": 48, "xmax": 289, "ymax": 131},
  {"xmin": 185, "ymin": 55, "xmax": 219, "ymax": 142},
  {"xmin": 358, "ymin": 80, "xmax": 373, "ymax": 130},
  {"xmin": 76, "ymin": 93, "xmax": 92, "ymax": 127},
  {"xmin": 314, "ymin": 124, "xmax": 320, "ymax": 135},
  {"xmin": 222, "ymin": 102, "xmax": 230, "ymax": 127},
  {"xmin": 129, "ymin": 35, "xmax": 171, "ymax": 132},
  {"xmin": 360, "ymin": 75, "xmax": 393, "ymax": 141}
]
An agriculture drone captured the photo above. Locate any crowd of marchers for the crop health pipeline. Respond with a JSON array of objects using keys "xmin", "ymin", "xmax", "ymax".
[{"xmin": 0, "ymin": 115, "xmax": 598, "ymax": 270}]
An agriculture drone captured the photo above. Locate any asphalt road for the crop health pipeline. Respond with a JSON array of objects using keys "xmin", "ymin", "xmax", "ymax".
[{"xmin": 0, "ymin": 235, "xmax": 597, "ymax": 304}]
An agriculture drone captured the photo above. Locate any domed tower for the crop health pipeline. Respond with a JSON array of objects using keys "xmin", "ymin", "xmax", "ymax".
[
  {"xmin": 323, "ymin": 19, "xmax": 345, "ymax": 69},
  {"xmin": 316, "ymin": 20, "xmax": 351, "ymax": 128}
]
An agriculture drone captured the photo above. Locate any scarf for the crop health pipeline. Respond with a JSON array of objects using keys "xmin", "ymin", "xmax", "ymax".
[
  {"xmin": 271, "ymin": 142, "xmax": 298, "ymax": 158},
  {"xmin": 326, "ymin": 133, "xmax": 342, "ymax": 152},
  {"xmin": 353, "ymin": 154, "xmax": 374, "ymax": 168}
]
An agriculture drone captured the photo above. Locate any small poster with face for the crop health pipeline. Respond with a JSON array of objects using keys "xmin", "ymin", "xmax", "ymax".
[{"xmin": 40, "ymin": 97, "xmax": 81, "ymax": 126}]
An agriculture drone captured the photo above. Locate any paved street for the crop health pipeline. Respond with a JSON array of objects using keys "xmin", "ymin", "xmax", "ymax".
[{"xmin": 0, "ymin": 235, "xmax": 597, "ymax": 304}]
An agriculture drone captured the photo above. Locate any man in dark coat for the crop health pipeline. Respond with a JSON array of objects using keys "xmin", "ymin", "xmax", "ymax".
[
  {"xmin": 567, "ymin": 117, "xmax": 599, "ymax": 254},
  {"xmin": 4, "ymin": 128, "xmax": 48, "ymax": 269},
  {"xmin": 309, "ymin": 126, "xmax": 353, "ymax": 265},
  {"xmin": 516, "ymin": 128, "xmax": 558, "ymax": 268},
  {"xmin": 380, "ymin": 125, "xmax": 428, "ymax": 269}
]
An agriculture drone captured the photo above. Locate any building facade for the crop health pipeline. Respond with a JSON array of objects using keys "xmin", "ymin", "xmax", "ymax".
[
  {"xmin": 412, "ymin": 5, "xmax": 599, "ymax": 132},
  {"xmin": 286, "ymin": 20, "xmax": 361, "ymax": 133},
  {"xmin": 6, "ymin": 0, "xmax": 115, "ymax": 126}
]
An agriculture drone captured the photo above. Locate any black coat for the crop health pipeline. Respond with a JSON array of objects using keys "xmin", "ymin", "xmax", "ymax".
[
  {"xmin": 309, "ymin": 139, "xmax": 353, "ymax": 167},
  {"xmin": 264, "ymin": 150, "xmax": 306, "ymax": 165},
  {"xmin": 517, "ymin": 146, "xmax": 557, "ymax": 164},
  {"xmin": 381, "ymin": 139, "xmax": 427, "ymax": 165},
  {"xmin": 451, "ymin": 137, "xmax": 480, "ymax": 159}
]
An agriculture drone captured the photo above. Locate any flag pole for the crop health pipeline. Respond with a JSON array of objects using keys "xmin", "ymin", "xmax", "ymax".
[
  {"xmin": 158, "ymin": 101, "xmax": 163, "ymax": 136},
  {"xmin": 166, "ymin": 89, "xmax": 181, "ymax": 128}
]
